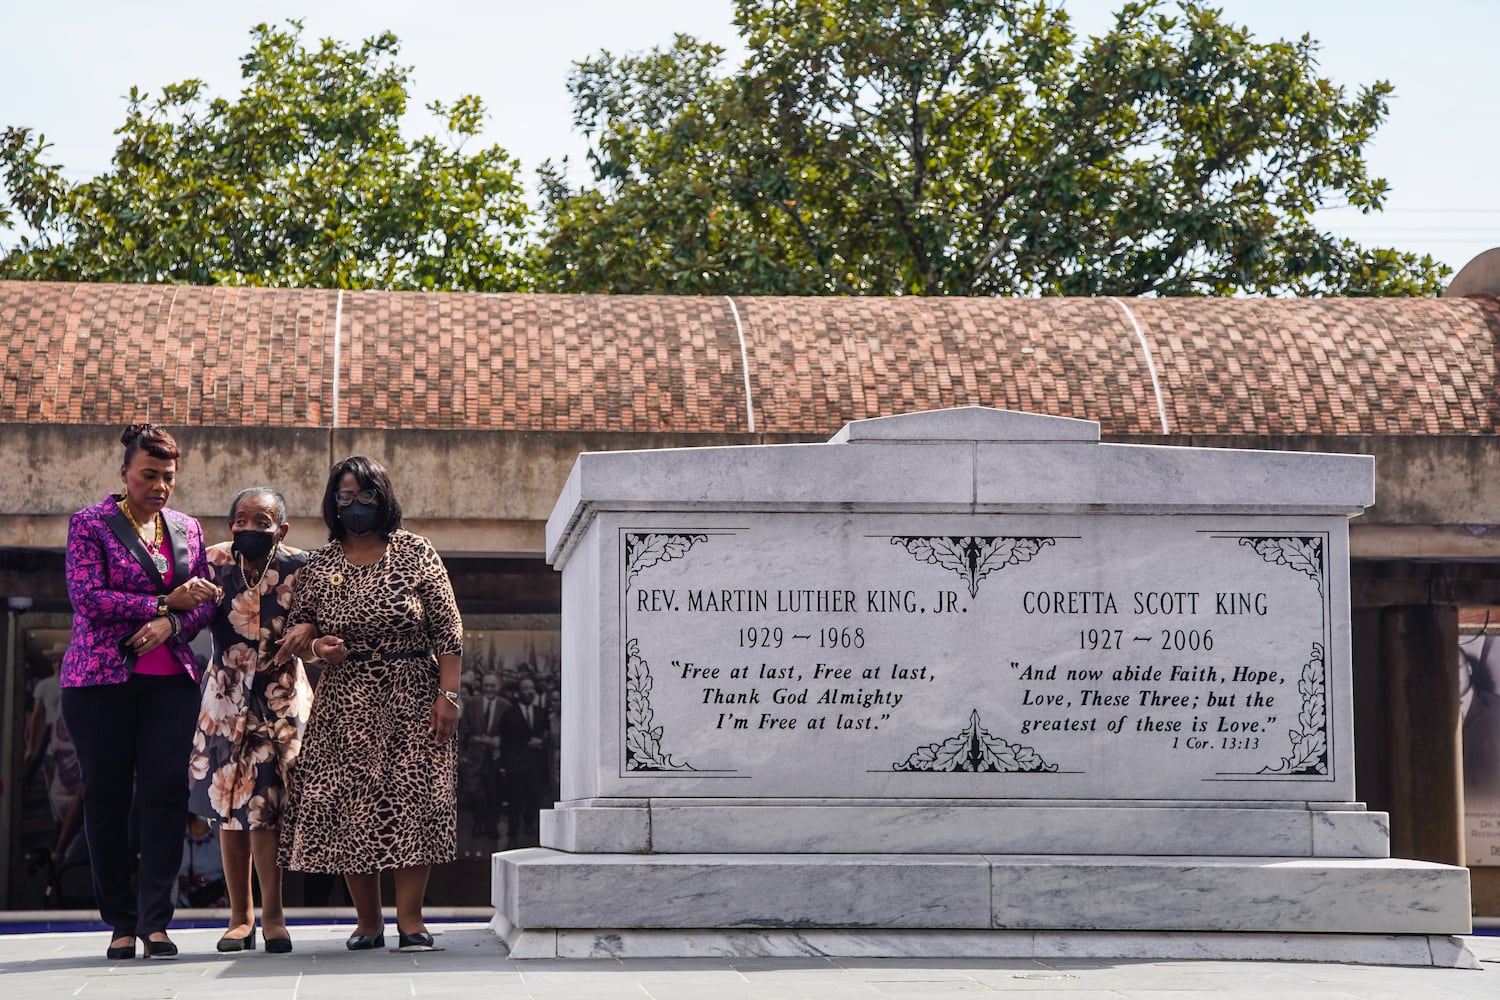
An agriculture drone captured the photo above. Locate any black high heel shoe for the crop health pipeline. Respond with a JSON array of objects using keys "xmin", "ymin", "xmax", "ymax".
[
  {"xmin": 263, "ymin": 929, "xmax": 293, "ymax": 954},
  {"xmin": 216, "ymin": 925, "xmax": 257, "ymax": 952},
  {"xmin": 345, "ymin": 930, "xmax": 385, "ymax": 951},
  {"xmin": 144, "ymin": 936, "xmax": 178, "ymax": 959},
  {"xmin": 105, "ymin": 936, "xmax": 136, "ymax": 960}
]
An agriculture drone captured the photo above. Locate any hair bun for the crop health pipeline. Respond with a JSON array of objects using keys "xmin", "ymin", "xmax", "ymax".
[{"xmin": 120, "ymin": 422, "xmax": 159, "ymax": 446}]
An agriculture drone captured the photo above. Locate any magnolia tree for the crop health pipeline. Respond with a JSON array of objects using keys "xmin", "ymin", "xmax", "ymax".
[
  {"xmin": 535, "ymin": 0, "xmax": 1446, "ymax": 296},
  {"xmin": 0, "ymin": 22, "xmax": 531, "ymax": 290}
]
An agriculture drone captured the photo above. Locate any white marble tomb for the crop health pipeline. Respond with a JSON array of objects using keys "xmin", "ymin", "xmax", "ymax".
[{"xmin": 493, "ymin": 406, "xmax": 1473, "ymax": 964}]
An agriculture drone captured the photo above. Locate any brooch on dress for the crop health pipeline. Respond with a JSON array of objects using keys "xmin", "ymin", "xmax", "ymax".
[{"xmin": 329, "ymin": 571, "xmax": 344, "ymax": 587}]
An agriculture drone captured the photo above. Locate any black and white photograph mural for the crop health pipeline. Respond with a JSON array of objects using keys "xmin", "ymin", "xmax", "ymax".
[
  {"xmin": 1462, "ymin": 629, "xmax": 1500, "ymax": 866},
  {"xmin": 456, "ymin": 629, "xmax": 561, "ymax": 858}
]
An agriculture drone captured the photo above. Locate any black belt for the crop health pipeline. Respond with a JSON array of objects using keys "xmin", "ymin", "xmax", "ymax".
[{"xmin": 344, "ymin": 648, "xmax": 434, "ymax": 663}]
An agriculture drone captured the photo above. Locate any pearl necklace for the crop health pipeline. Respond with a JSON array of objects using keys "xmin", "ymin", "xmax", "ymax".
[{"xmin": 118, "ymin": 499, "xmax": 168, "ymax": 574}]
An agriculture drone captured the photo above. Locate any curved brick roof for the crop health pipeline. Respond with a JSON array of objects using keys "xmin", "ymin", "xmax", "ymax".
[{"xmin": 2, "ymin": 280, "xmax": 1497, "ymax": 436}]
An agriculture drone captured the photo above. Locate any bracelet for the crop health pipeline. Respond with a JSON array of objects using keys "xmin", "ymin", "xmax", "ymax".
[
  {"xmin": 167, "ymin": 612, "xmax": 182, "ymax": 638},
  {"xmin": 438, "ymin": 689, "xmax": 461, "ymax": 709}
]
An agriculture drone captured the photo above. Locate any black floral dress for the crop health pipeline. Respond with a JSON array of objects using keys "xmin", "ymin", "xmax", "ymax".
[
  {"xmin": 188, "ymin": 542, "xmax": 312, "ymax": 830},
  {"xmin": 278, "ymin": 530, "xmax": 464, "ymax": 873}
]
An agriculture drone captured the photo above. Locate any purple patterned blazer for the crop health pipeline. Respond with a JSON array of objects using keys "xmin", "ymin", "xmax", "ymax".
[{"xmin": 61, "ymin": 495, "xmax": 214, "ymax": 688}]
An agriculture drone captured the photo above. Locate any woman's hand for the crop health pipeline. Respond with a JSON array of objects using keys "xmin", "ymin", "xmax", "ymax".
[
  {"xmin": 125, "ymin": 616, "xmax": 174, "ymax": 656},
  {"xmin": 166, "ymin": 576, "xmax": 222, "ymax": 611},
  {"xmin": 310, "ymin": 634, "xmax": 347, "ymax": 665},
  {"xmin": 275, "ymin": 623, "xmax": 318, "ymax": 663},
  {"xmin": 430, "ymin": 696, "xmax": 459, "ymax": 745}
]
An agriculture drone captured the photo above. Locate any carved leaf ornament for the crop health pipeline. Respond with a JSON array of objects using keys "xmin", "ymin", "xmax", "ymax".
[
  {"xmin": 623, "ymin": 638, "xmax": 692, "ymax": 771},
  {"xmin": 625, "ymin": 531, "xmax": 708, "ymax": 583},
  {"xmin": 622, "ymin": 531, "xmax": 709, "ymax": 770},
  {"xmin": 1239, "ymin": 536, "xmax": 1323, "ymax": 597},
  {"xmin": 893, "ymin": 536, "xmax": 1056, "ymax": 598},
  {"xmin": 1261, "ymin": 643, "xmax": 1328, "ymax": 775},
  {"xmin": 894, "ymin": 709, "xmax": 1057, "ymax": 773}
]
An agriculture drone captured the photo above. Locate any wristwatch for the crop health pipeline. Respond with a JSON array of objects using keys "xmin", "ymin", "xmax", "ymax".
[
  {"xmin": 439, "ymin": 689, "xmax": 462, "ymax": 709},
  {"xmin": 156, "ymin": 595, "xmax": 169, "ymax": 617}
]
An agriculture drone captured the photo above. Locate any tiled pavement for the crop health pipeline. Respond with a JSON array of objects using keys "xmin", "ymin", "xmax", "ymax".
[{"xmin": 0, "ymin": 923, "xmax": 1497, "ymax": 999}]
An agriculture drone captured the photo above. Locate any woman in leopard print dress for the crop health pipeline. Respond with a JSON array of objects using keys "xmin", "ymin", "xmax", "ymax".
[{"xmin": 276, "ymin": 457, "xmax": 463, "ymax": 953}]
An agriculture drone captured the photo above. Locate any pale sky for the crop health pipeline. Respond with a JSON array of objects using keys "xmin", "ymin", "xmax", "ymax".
[{"xmin": 1, "ymin": 0, "xmax": 1495, "ymax": 276}]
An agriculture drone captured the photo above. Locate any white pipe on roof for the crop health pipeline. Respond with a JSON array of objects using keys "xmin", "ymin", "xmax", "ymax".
[
  {"xmin": 725, "ymin": 295, "xmax": 756, "ymax": 434},
  {"xmin": 332, "ymin": 289, "xmax": 343, "ymax": 429},
  {"xmin": 1111, "ymin": 296, "xmax": 1169, "ymax": 435}
]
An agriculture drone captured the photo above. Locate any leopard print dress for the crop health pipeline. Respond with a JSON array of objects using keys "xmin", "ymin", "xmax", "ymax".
[{"xmin": 278, "ymin": 530, "xmax": 463, "ymax": 873}]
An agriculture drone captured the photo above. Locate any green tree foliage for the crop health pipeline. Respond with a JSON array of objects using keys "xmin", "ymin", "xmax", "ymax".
[
  {"xmin": 0, "ymin": 22, "xmax": 531, "ymax": 289},
  {"xmin": 536, "ymin": 0, "xmax": 1448, "ymax": 296}
]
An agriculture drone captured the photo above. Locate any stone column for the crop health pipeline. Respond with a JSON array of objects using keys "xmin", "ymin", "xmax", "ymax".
[{"xmin": 1381, "ymin": 604, "xmax": 1464, "ymax": 864}]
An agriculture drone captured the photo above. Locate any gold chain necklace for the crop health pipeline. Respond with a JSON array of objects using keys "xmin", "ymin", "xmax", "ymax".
[
  {"xmin": 236, "ymin": 545, "xmax": 279, "ymax": 593},
  {"xmin": 118, "ymin": 499, "xmax": 168, "ymax": 574}
]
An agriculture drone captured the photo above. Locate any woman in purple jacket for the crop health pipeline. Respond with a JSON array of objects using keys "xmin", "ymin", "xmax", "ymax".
[{"xmin": 60, "ymin": 424, "xmax": 221, "ymax": 960}]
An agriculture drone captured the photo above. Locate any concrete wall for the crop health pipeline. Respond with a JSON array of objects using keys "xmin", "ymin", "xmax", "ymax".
[
  {"xmin": 1115, "ymin": 434, "xmax": 1500, "ymax": 560},
  {"xmin": 0, "ymin": 425, "xmax": 817, "ymax": 554},
  {"xmin": 4, "ymin": 425, "xmax": 1498, "ymax": 558}
]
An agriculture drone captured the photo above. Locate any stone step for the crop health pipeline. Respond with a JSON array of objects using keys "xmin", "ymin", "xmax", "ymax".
[
  {"xmin": 541, "ymin": 800, "xmax": 1391, "ymax": 857},
  {"xmin": 493, "ymin": 921, "xmax": 1480, "ymax": 967},
  {"xmin": 495, "ymin": 848, "xmax": 1470, "ymax": 938}
]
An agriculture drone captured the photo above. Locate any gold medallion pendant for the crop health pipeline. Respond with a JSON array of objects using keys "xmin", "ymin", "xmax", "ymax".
[{"xmin": 329, "ymin": 571, "xmax": 344, "ymax": 587}]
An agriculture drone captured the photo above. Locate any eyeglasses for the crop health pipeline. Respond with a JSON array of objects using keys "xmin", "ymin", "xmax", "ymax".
[{"xmin": 334, "ymin": 488, "xmax": 381, "ymax": 507}]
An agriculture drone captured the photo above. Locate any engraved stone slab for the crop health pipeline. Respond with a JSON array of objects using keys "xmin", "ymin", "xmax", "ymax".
[
  {"xmin": 506, "ymin": 406, "xmax": 1473, "ymax": 963},
  {"xmin": 574, "ymin": 510, "xmax": 1351, "ymax": 802}
]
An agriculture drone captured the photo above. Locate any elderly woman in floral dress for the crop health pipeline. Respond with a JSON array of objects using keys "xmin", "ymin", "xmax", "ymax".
[{"xmin": 187, "ymin": 487, "xmax": 312, "ymax": 954}]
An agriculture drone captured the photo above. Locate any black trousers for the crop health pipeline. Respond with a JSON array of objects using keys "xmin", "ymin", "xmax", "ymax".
[{"xmin": 60, "ymin": 673, "xmax": 199, "ymax": 938}]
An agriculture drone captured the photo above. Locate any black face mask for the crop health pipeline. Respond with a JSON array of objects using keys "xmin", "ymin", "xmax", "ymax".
[
  {"xmin": 231, "ymin": 529, "xmax": 278, "ymax": 562},
  {"xmin": 339, "ymin": 500, "xmax": 381, "ymax": 536}
]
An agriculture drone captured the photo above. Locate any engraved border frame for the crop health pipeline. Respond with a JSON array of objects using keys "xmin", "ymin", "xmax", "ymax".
[{"xmin": 1202, "ymin": 529, "xmax": 1336, "ymax": 783}]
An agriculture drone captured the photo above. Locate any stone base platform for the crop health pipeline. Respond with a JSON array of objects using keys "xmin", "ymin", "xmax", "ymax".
[
  {"xmin": 492, "ymin": 848, "xmax": 1473, "ymax": 965},
  {"xmin": 493, "ymin": 921, "xmax": 1479, "ymax": 967},
  {"xmin": 540, "ymin": 798, "xmax": 1393, "ymax": 857}
]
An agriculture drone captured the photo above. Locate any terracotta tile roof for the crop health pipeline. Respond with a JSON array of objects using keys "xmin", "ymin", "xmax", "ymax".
[{"xmin": 2, "ymin": 281, "xmax": 1496, "ymax": 436}]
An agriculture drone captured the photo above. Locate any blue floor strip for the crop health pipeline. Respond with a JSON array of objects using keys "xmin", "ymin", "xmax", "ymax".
[{"xmin": 0, "ymin": 915, "xmax": 487, "ymax": 935}]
